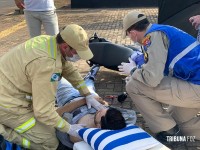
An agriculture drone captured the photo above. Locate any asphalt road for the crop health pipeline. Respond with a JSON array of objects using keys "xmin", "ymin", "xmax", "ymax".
[{"xmin": 0, "ymin": 0, "xmax": 16, "ymax": 15}]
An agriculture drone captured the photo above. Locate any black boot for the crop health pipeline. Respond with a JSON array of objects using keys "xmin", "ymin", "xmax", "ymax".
[
  {"xmin": 156, "ymin": 125, "xmax": 186, "ymax": 148},
  {"xmin": 84, "ymin": 64, "xmax": 100, "ymax": 80}
]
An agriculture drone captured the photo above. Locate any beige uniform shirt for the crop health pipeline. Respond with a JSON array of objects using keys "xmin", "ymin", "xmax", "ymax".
[
  {"xmin": 132, "ymin": 24, "xmax": 169, "ymax": 87},
  {"xmin": 0, "ymin": 35, "xmax": 90, "ymax": 133}
]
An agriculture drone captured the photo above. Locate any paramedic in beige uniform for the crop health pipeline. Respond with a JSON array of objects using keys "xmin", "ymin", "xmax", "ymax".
[{"xmin": 0, "ymin": 24, "xmax": 104, "ymax": 150}]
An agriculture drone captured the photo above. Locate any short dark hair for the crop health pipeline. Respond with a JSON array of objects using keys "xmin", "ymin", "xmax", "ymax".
[
  {"xmin": 56, "ymin": 26, "xmax": 67, "ymax": 44},
  {"xmin": 127, "ymin": 16, "xmax": 150, "ymax": 33},
  {"xmin": 100, "ymin": 107, "xmax": 126, "ymax": 130},
  {"xmin": 56, "ymin": 33, "xmax": 65, "ymax": 44}
]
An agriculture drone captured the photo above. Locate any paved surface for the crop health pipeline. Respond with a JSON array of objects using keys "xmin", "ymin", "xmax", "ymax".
[
  {"xmin": 0, "ymin": 0, "xmax": 16, "ymax": 15},
  {"xmin": 0, "ymin": 5, "xmax": 199, "ymax": 150}
]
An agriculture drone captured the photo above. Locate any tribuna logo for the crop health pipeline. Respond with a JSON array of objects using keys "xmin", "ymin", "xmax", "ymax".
[{"xmin": 166, "ymin": 136, "xmax": 196, "ymax": 142}]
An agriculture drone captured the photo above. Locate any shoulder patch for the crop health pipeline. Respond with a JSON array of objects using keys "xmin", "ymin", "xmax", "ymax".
[
  {"xmin": 50, "ymin": 73, "xmax": 61, "ymax": 82},
  {"xmin": 142, "ymin": 35, "xmax": 151, "ymax": 50}
]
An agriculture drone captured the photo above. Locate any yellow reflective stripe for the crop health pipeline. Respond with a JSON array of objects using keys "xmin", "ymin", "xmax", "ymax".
[
  {"xmin": 39, "ymin": 38, "xmax": 47, "ymax": 50},
  {"xmin": 25, "ymin": 36, "xmax": 57, "ymax": 58},
  {"xmin": 47, "ymin": 39, "xmax": 52, "ymax": 57},
  {"xmin": 14, "ymin": 117, "xmax": 36, "ymax": 134},
  {"xmin": 48, "ymin": 37, "xmax": 57, "ymax": 59},
  {"xmin": 22, "ymin": 138, "xmax": 30, "ymax": 149},
  {"xmin": 25, "ymin": 39, "xmax": 32, "ymax": 51},
  {"xmin": 0, "ymin": 104, "xmax": 10, "ymax": 108},
  {"xmin": 76, "ymin": 81, "xmax": 87, "ymax": 90},
  {"xmin": 25, "ymin": 37, "xmax": 46, "ymax": 52},
  {"xmin": 57, "ymin": 118, "xmax": 65, "ymax": 129},
  {"xmin": 53, "ymin": 37, "xmax": 57, "ymax": 58}
]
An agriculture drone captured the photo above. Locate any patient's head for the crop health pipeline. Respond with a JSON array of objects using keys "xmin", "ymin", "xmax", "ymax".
[{"xmin": 94, "ymin": 107, "xmax": 126, "ymax": 130}]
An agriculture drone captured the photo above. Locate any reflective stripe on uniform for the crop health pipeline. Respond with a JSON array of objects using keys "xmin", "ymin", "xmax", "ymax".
[
  {"xmin": 76, "ymin": 81, "xmax": 87, "ymax": 91},
  {"xmin": 25, "ymin": 38, "xmax": 46, "ymax": 52},
  {"xmin": 25, "ymin": 95, "xmax": 32, "ymax": 100},
  {"xmin": 25, "ymin": 36, "xmax": 57, "ymax": 59},
  {"xmin": 169, "ymin": 41, "xmax": 199, "ymax": 75},
  {"xmin": 14, "ymin": 117, "xmax": 36, "ymax": 134},
  {"xmin": 57, "ymin": 118, "xmax": 65, "ymax": 129},
  {"xmin": 0, "ymin": 104, "xmax": 9, "ymax": 108},
  {"xmin": 22, "ymin": 138, "xmax": 31, "ymax": 149},
  {"xmin": 47, "ymin": 37, "xmax": 57, "ymax": 59}
]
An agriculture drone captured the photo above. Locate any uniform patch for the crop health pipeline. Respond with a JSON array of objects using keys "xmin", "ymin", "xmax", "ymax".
[
  {"xmin": 142, "ymin": 34, "xmax": 151, "ymax": 50},
  {"xmin": 141, "ymin": 46, "xmax": 148, "ymax": 63},
  {"xmin": 50, "ymin": 73, "xmax": 61, "ymax": 82}
]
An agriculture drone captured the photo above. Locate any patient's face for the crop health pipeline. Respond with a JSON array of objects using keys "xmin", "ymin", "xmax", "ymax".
[{"xmin": 94, "ymin": 108, "xmax": 108, "ymax": 128}]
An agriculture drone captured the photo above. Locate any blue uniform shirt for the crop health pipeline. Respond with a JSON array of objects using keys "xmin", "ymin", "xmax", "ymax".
[{"xmin": 145, "ymin": 24, "xmax": 200, "ymax": 85}]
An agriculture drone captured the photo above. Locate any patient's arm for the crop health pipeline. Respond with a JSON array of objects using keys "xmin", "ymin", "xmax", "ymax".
[
  {"xmin": 57, "ymin": 97, "xmax": 109, "ymax": 143},
  {"xmin": 56, "ymin": 98, "xmax": 86, "ymax": 116},
  {"xmin": 70, "ymin": 136, "xmax": 82, "ymax": 143},
  {"xmin": 56, "ymin": 96, "xmax": 108, "ymax": 116}
]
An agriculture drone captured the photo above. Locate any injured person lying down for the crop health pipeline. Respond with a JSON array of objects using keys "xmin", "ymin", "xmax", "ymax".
[{"xmin": 56, "ymin": 64, "xmax": 137, "ymax": 149}]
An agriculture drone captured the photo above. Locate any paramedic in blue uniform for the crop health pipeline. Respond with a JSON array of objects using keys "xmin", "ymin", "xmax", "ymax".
[{"xmin": 118, "ymin": 10, "xmax": 200, "ymax": 146}]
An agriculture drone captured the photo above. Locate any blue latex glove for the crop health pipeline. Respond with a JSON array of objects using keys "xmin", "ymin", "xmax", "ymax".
[{"xmin": 130, "ymin": 51, "xmax": 145, "ymax": 68}]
